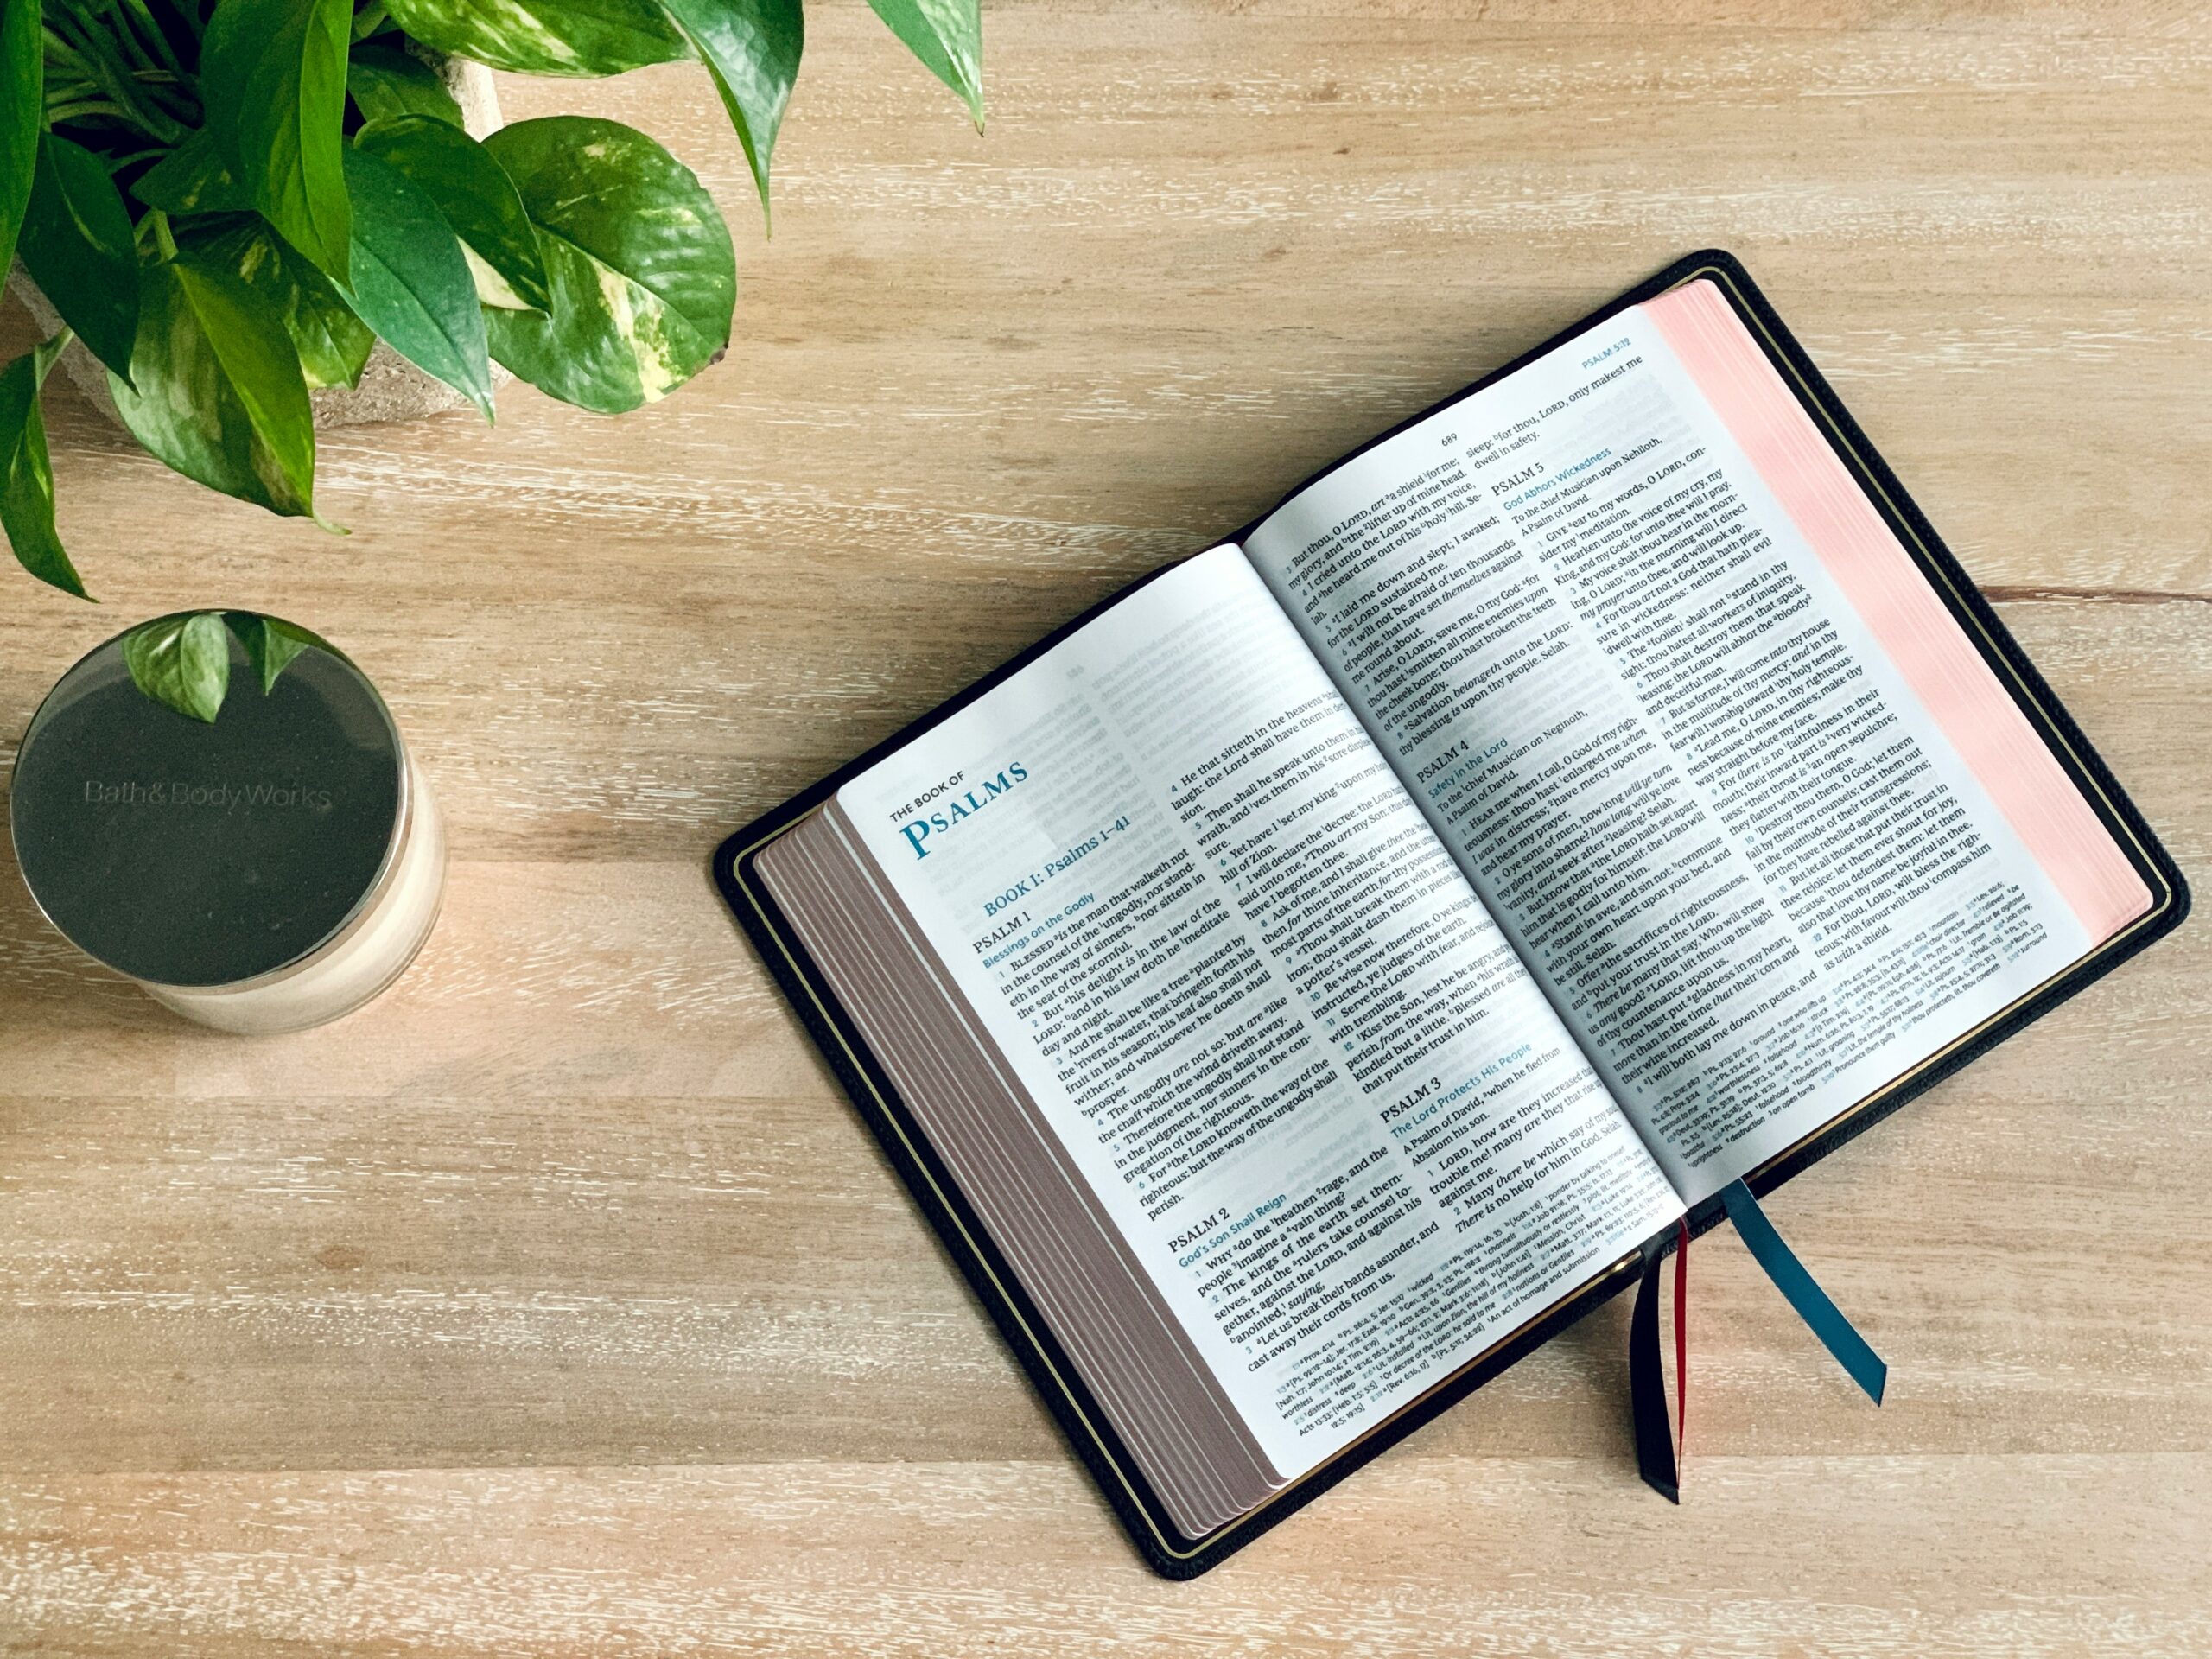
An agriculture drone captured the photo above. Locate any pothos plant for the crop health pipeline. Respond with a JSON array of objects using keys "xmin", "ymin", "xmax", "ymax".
[{"xmin": 0, "ymin": 0, "xmax": 982, "ymax": 622}]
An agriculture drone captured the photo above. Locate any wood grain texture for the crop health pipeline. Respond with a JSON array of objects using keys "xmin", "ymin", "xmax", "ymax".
[{"xmin": 1, "ymin": 2, "xmax": 2206, "ymax": 1651}]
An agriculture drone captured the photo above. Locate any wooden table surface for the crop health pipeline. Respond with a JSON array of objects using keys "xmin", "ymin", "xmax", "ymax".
[{"xmin": 3, "ymin": 3, "xmax": 2208, "ymax": 1652}]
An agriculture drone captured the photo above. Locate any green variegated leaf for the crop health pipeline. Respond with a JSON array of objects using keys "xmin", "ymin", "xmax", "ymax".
[
  {"xmin": 653, "ymin": 0, "xmax": 800, "ymax": 219},
  {"xmin": 338, "ymin": 144, "xmax": 494, "ymax": 417},
  {"xmin": 172, "ymin": 259, "xmax": 317, "ymax": 506},
  {"xmin": 131, "ymin": 129, "xmax": 257, "ymax": 215},
  {"xmin": 19, "ymin": 136, "xmax": 141, "ymax": 382},
  {"xmin": 867, "ymin": 0, "xmax": 982, "ymax": 130},
  {"xmin": 481, "ymin": 116, "xmax": 734, "ymax": 414},
  {"xmin": 382, "ymin": 0, "xmax": 691, "ymax": 78},
  {"xmin": 201, "ymin": 0, "xmax": 354, "ymax": 281},
  {"xmin": 0, "ymin": 0, "xmax": 39, "ymax": 279},
  {"xmin": 124, "ymin": 612, "xmax": 232, "ymax": 723},
  {"xmin": 0, "ymin": 333, "xmax": 86, "ymax": 599},
  {"xmin": 355, "ymin": 115, "xmax": 550, "ymax": 313},
  {"xmin": 178, "ymin": 215, "xmax": 373, "ymax": 390},
  {"xmin": 110, "ymin": 251, "xmax": 321, "ymax": 520},
  {"xmin": 224, "ymin": 610, "xmax": 333, "ymax": 691},
  {"xmin": 347, "ymin": 41, "xmax": 465, "ymax": 126}
]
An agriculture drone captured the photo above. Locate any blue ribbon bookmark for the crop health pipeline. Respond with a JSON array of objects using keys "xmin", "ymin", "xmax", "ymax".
[{"xmin": 1719, "ymin": 1179, "xmax": 1887, "ymax": 1405}]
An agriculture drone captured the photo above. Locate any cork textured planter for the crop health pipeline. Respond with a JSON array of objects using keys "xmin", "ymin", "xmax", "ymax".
[{"xmin": 7, "ymin": 48, "xmax": 508, "ymax": 429}]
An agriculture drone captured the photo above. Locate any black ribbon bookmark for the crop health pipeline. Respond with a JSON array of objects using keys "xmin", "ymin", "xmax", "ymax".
[{"xmin": 1629, "ymin": 1233, "xmax": 1680, "ymax": 1503}]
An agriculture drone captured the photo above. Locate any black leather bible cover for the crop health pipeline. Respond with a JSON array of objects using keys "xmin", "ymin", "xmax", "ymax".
[{"xmin": 713, "ymin": 249, "xmax": 2189, "ymax": 1578}]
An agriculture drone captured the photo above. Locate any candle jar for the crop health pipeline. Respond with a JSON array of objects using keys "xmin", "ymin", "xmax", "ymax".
[{"xmin": 10, "ymin": 615, "xmax": 444, "ymax": 1034}]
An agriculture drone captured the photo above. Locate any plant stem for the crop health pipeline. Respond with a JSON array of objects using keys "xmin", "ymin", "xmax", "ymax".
[
  {"xmin": 44, "ymin": 0, "xmax": 189, "ymax": 143},
  {"xmin": 117, "ymin": 0, "xmax": 187, "ymax": 79},
  {"xmin": 42, "ymin": 25, "xmax": 94, "ymax": 75},
  {"xmin": 45, "ymin": 98, "xmax": 130, "ymax": 124}
]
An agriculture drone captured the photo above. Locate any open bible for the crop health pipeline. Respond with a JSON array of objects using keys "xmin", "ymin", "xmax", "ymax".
[{"xmin": 715, "ymin": 253, "xmax": 2184, "ymax": 1576}]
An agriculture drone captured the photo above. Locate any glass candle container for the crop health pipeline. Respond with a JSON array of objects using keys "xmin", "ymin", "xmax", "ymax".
[{"xmin": 10, "ymin": 616, "xmax": 444, "ymax": 1034}]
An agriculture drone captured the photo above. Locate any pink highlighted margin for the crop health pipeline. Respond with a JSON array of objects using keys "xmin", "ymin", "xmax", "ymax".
[{"xmin": 1640, "ymin": 278, "xmax": 2147, "ymax": 943}]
